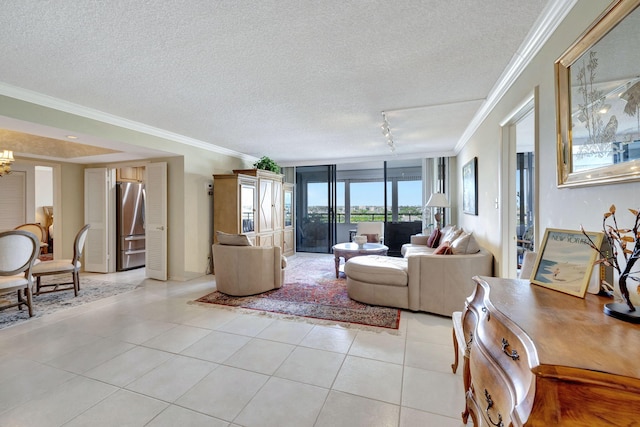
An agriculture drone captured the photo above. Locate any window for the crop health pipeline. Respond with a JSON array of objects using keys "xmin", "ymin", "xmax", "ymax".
[
  {"xmin": 305, "ymin": 181, "xmax": 345, "ymax": 223},
  {"xmin": 349, "ymin": 181, "xmax": 385, "ymax": 223},
  {"xmin": 397, "ymin": 180, "xmax": 422, "ymax": 222}
]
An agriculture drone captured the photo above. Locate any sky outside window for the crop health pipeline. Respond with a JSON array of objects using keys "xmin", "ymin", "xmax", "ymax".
[{"xmin": 308, "ymin": 180, "xmax": 421, "ymax": 206}]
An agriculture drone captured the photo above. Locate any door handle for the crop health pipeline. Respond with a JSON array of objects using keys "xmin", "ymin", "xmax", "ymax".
[{"xmin": 156, "ymin": 226, "xmax": 165, "ymax": 231}]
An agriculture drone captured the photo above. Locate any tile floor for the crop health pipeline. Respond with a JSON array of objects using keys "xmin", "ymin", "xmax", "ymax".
[{"xmin": 0, "ymin": 258, "xmax": 469, "ymax": 426}]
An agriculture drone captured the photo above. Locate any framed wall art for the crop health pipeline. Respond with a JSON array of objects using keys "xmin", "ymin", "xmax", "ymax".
[
  {"xmin": 555, "ymin": 0, "xmax": 640, "ymax": 187},
  {"xmin": 462, "ymin": 157, "xmax": 478, "ymax": 215},
  {"xmin": 530, "ymin": 228, "xmax": 604, "ymax": 298}
]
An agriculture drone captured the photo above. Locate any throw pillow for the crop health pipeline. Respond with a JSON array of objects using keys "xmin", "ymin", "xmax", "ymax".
[
  {"xmin": 434, "ymin": 241, "xmax": 453, "ymax": 255},
  {"xmin": 451, "ymin": 232, "xmax": 481, "ymax": 254},
  {"xmin": 442, "ymin": 226, "xmax": 462, "ymax": 244},
  {"xmin": 427, "ymin": 228, "xmax": 441, "ymax": 248},
  {"xmin": 216, "ymin": 231, "xmax": 252, "ymax": 246},
  {"xmin": 363, "ymin": 233, "xmax": 380, "ymax": 243},
  {"xmin": 440, "ymin": 225, "xmax": 453, "ymax": 238}
]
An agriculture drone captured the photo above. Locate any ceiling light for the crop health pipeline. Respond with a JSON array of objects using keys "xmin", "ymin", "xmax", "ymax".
[
  {"xmin": 381, "ymin": 112, "xmax": 395, "ymax": 152},
  {"xmin": 0, "ymin": 150, "xmax": 15, "ymax": 177},
  {"xmin": 66, "ymin": 135, "xmax": 78, "ymax": 139}
]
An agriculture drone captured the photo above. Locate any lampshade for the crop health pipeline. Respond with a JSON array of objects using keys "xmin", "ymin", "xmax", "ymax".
[
  {"xmin": 0, "ymin": 150, "xmax": 14, "ymax": 163},
  {"xmin": 426, "ymin": 193, "xmax": 449, "ymax": 208}
]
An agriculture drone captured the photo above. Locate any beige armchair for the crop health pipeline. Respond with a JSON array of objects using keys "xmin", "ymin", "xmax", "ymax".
[
  {"xmin": 355, "ymin": 222, "xmax": 384, "ymax": 244},
  {"xmin": 212, "ymin": 243, "xmax": 286, "ymax": 296}
]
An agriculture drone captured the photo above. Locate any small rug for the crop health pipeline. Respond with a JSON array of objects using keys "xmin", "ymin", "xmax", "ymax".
[
  {"xmin": 0, "ymin": 275, "xmax": 141, "ymax": 329},
  {"xmin": 196, "ymin": 255, "xmax": 401, "ymax": 329}
]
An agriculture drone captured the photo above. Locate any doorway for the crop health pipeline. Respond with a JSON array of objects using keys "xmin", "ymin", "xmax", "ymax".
[{"xmin": 501, "ymin": 94, "xmax": 536, "ymax": 278}]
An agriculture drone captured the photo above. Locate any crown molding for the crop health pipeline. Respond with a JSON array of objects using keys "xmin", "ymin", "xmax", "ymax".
[
  {"xmin": 0, "ymin": 82, "xmax": 257, "ymax": 162},
  {"xmin": 454, "ymin": 0, "xmax": 578, "ymax": 153}
]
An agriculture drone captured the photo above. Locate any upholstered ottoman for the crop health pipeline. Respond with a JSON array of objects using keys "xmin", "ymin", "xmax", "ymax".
[{"xmin": 344, "ymin": 255, "xmax": 410, "ymax": 309}]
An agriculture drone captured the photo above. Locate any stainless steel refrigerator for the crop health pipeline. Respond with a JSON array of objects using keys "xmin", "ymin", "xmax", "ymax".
[{"xmin": 116, "ymin": 181, "xmax": 146, "ymax": 271}]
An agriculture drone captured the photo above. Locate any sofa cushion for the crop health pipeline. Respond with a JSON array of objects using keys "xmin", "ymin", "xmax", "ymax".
[
  {"xmin": 427, "ymin": 228, "xmax": 441, "ymax": 248},
  {"xmin": 344, "ymin": 255, "xmax": 408, "ymax": 287},
  {"xmin": 216, "ymin": 231, "xmax": 252, "ymax": 246},
  {"xmin": 451, "ymin": 232, "xmax": 481, "ymax": 254}
]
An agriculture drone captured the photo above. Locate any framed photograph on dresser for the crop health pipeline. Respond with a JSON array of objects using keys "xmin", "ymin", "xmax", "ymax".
[{"xmin": 531, "ymin": 228, "xmax": 604, "ymax": 297}]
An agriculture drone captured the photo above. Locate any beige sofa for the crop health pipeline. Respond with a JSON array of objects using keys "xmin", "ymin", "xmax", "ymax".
[
  {"xmin": 344, "ymin": 246, "xmax": 493, "ymax": 317},
  {"xmin": 212, "ymin": 243, "xmax": 286, "ymax": 296}
]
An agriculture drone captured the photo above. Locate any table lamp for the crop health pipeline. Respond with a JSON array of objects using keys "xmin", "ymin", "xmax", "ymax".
[{"xmin": 426, "ymin": 193, "xmax": 450, "ymax": 229}]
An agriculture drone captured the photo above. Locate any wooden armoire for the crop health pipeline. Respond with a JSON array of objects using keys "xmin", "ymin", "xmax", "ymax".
[{"xmin": 213, "ymin": 169, "xmax": 294, "ymax": 256}]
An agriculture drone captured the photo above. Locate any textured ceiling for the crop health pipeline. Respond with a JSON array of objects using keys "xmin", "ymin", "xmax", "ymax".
[
  {"xmin": 0, "ymin": 0, "xmax": 553, "ymax": 165},
  {"xmin": 0, "ymin": 129, "xmax": 119, "ymax": 158}
]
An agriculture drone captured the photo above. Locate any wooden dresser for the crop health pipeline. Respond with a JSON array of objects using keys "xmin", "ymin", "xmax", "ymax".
[{"xmin": 462, "ymin": 276, "xmax": 640, "ymax": 426}]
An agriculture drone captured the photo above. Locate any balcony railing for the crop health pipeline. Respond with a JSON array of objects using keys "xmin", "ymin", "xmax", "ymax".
[{"xmin": 304, "ymin": 212, "xmax": 422, "ymax": 223}]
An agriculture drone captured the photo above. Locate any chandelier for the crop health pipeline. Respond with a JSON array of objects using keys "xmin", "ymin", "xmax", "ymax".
[
  {"xmin": 381, "ymin": 112, "xmax": 396, "ymax": 152},
  {"xmin": 0, "ymin": 150, "xmax": 15, "ymax": 177}
]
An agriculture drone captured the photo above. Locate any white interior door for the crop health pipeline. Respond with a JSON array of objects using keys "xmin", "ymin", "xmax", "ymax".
[
  {"xmin": 84, "ymin": 167, "xmax": 110, "ymax": 273},
  {"xmin": 145, "ymin": 162, "xmax": 167, "ymax": 280}
]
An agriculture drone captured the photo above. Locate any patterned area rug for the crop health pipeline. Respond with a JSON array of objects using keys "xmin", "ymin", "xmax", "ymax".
[
  {"xmin": 196, "ymin": 255, "xmax": 401, "ymax": 329},
  {"xmin": 0, "ymin": 275, "xmax": 141, "ymax": 329}
]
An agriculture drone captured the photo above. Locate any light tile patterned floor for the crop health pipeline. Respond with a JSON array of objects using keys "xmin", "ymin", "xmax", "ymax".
[{"xmin": 0, "ymin": 259, "xmax": 470, "ymax": 426}]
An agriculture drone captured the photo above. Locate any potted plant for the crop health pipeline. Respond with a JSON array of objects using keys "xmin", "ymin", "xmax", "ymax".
[
  {"xmin": 582, "ymin": 204, "xmax": 640, "ymax": 323},
  {"xmin": 253, "ymin": 156, "xmax": 280, "ymax": 173}
]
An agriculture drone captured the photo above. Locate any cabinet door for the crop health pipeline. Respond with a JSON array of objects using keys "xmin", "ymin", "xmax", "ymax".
[
  {"xmin": 273, "ymin": 230, "xmax": 283, "ymax": 250},
  {"xmin": 257, "ymin": 233, "xmax": 274, "ymax": 247},
  {"xmin": 283, "ymin": 184, "xmax": 294, "ymax": 228},
  {"xmin": 283, "ymin": 229, "xmax": 294, "ymax": 256},
  {"xmin": 258, "ymin": 178, "xmax": 273, "ymax": 232},
  {"xmin": 239, "ymin": 178, "xmax": 257, "ymax": 233},
  {"xmin": 272, "ymin": 180, "xmax": 283, "ymax": 230}
]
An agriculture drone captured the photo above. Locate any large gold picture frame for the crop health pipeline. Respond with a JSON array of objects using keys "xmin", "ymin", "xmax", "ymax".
[{"xmin": 555, "ymin": 0, "xmax": 640, "ymax": 187}]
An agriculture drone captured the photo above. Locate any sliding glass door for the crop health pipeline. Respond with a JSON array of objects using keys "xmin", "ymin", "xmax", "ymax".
[
  {"xmin": 295, "ymin": 160, "xmax": 425, "ymax": 255},
  {"xmin": 295, "ymin": 165, "xmax": 338, "ymax": 253}
]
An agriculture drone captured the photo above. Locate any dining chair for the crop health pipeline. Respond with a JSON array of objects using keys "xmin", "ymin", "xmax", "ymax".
[
  {"xmin": 0, "ymin": 230, "xmax": 40, "ymax": 317},
  {"xmin": 31, "ymin": 224, "xmax": 90, "ymax": 297},
  {"xmin": 14, "ymin": 223, "xmax": 48, "ymax": 254}
]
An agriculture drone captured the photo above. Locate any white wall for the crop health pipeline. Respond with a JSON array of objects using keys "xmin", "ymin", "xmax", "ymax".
[
  {"xmin": 457, "ymin": 2, "xmax": 636, "ymax": 276},
  {"xmin": 34, "ymin": 165, "xmax": 53, "ymax": 227}
]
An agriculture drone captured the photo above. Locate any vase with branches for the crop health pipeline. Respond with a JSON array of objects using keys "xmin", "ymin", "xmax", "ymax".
[{"xmin": 581, "ymin": 205, "xmax": 640, "ymax": 322}]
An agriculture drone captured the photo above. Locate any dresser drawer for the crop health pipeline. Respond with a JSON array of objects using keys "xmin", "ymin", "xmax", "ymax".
[
  {"xmin": 469, "ymin": 346, "xmax": 513, "ymax": 427},
  {"xmin": 475, "ymin": 306, "xmax": 534, "ymax": 403}
]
